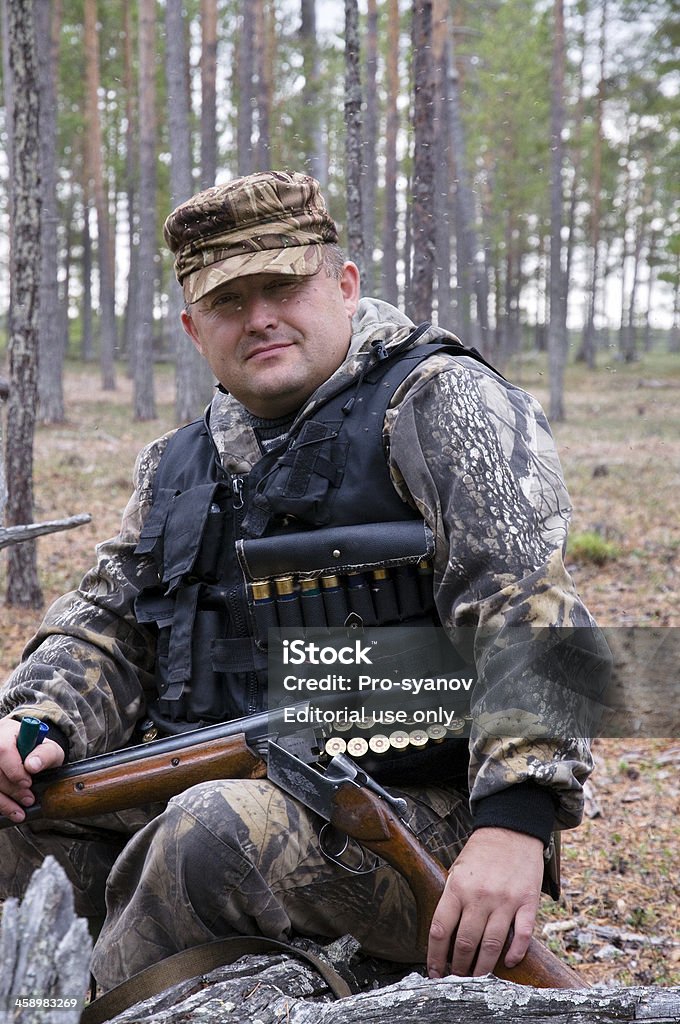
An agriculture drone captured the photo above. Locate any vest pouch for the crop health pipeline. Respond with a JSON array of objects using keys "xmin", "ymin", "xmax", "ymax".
[
  {"xmin": 134, "ymin": 589, "xmax": 184, "ymax": 703},
  {"xmin": 191, "ymin": 506, "xmax": 230, "ymax": 582},
  {"xmin": 160, "ymin": 483, "xmax": 225, "ymax": 591},
  {"xmin": 187, "ymin": 607, "xmax": 230, "ymax": 720},
  {"xmin": 184, "ymin": 585, "xmax": 261, "ymax": 722},
  {"xmin": 135, "ymin": 488, "xmax": 176, "ymax": 564},
  {"xmin": 243, "ymin": 421, "xmax": 348, "ymax": 534}
]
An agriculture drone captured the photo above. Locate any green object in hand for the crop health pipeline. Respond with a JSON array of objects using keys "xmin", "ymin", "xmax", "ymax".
[{"xmin": 17, "ymin": 716, "xmax": 48, "ymax": 762}]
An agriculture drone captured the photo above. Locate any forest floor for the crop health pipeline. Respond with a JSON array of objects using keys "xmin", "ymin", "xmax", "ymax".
[{"xmin": 0, "ymin": 351, "xmax": 678, "ymax": 987}]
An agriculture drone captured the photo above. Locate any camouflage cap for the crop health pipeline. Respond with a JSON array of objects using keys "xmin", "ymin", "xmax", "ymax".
[{"xmin": 163, "ymin": 170, "xmax": 339, "ymax": 304}]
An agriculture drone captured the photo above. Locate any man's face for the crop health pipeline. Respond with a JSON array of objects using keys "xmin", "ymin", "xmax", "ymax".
[{"xmin": 181, "ymin": 262, "xmax": 360, "ymax": 418}]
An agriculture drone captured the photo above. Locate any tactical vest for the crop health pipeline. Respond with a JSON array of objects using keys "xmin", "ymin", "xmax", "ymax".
[{"xmin": 134, "ymin": 335, "xmax": 491, "ymax": 783}]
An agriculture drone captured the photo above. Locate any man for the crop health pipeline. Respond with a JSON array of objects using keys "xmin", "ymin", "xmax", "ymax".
[{"xmin": 0, "ymin": 171, "xmax": 600, "ymax": 990}]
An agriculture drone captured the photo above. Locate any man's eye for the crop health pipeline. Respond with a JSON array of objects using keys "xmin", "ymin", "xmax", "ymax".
[
  {"xmin": 267, "ymin": 279, "xmax": 301, "ymax": 297},
  {"xmin": 210, "ymin": 294, "xmax": 239, "ymax": 309}
]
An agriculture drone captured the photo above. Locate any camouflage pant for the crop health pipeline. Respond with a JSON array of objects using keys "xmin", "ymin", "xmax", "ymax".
[{"xmin": 0, "ymin": 779, "xmax": 472, "ymax": 991}]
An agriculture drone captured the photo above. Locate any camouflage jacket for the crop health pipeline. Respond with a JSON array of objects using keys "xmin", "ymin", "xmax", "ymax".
[{"xmin": 0, "ymin": 297, "xmax": 602, "ymax": 831}]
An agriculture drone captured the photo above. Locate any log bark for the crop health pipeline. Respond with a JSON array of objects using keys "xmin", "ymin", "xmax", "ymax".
[
  {"xmin": 0, "ymin": 856, "xmax": 92, "ymax": 1024},
  {"xmin": 3, "ymin": 865, "xmax": 678, "ymax": 1024},
  {"xmin": 0, "ymin": 514, "xmax": 92, "ymax": 551},
  {"xmin": 98, "ymin": 955, "xmax": 680, "ymax": 1024}
]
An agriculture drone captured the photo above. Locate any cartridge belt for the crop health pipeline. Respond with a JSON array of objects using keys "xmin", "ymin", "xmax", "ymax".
[{"xmin": 238, "ymin": 520, "xmax": 437, "ymax": 637}]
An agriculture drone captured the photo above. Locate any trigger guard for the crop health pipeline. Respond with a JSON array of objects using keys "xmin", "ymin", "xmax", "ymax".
[{"xmin": 318, "ymin": 823, "xmax": 378, "ymax": 875}]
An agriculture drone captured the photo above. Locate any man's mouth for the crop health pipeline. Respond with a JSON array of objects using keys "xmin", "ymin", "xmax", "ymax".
[{"xmin": 246, "ymin": 341, "xmax": 294, "ymax": 361}]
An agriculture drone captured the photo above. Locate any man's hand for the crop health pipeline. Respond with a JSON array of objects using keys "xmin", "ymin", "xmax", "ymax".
[
  {"xmin": 427, "ymin": 827, "xmax": 544, "ymax": 979},
  {"xmin": 0, "ymin": 716, "xmax": 65, "ymax": 822}
]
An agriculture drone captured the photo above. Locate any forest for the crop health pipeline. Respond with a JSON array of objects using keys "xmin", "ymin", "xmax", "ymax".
[
  {"xmin": 0, "ymin": 0, "xmax": 678, "ymax": 601},
  {"xmin": 0, "ymin": 2, "xmax": 679, "ymax": 995}
]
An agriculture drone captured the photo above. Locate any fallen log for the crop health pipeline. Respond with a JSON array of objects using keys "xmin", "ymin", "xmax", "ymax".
[
  {"xmin": 94, "ymin": 955, "xmax": 680, "ymax": 1024},
  {"xmin": 0, "ymin": 514, "xmax": 92, "ymax": 551},
  {"xmin": 3, "ymin": 862, "xmax": 679, "ymax": 1024}
]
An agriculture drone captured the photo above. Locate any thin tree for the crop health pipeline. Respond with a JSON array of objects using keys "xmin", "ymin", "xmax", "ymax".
[
  {"xmin": 579, "ymin": 0, "xmax": 607, "ymax": 369},
  {"xmin": 122, "ymin": 2, "xmax": 139, "ymax": 368},
  {"xmin": 362, "ymin": 0, "xmax": 378, "ymax": 294},
  {"xmin": 35, "ymin": 0, "xmax": 65, "ymax": 424},
  {"xmin": 432, "ymin": 0, "xmax": 451, "ymax": 327},
  {"xmin": 237, "ymin": 4, "xmax": 256, "ymax": 175},
  {"xmin": 300, "ymin": 0, "xmax": 323, "ymax": 181},
  {"xmin": 84, "ymin": 0, "xmax": 117, "ymax": 391},
  {"xmin": 446, "ymin": 20, "xmax": 486, "ymax": 349},
  {"xmin": 254, "ymin": 0, "xmax": 272, "ymax": 171},
  {"xmin": 165, "ymin": 0, "xmax": 214, "ymax": 424},
  {"xmin": 548, "ymin": 0, "xmax": 568, "ymax": 421},
  {"xmin": 344, "ymin": 0, "xmax": 365, "ymax": 276},
  {"xmin": 409, "ymin": 0, "xmax": 436, "ymax": 324},
  {"xmin": 201, "ymin": 0, "xmax": 218, "ymax": 187},
  {"xmin": 4, "ymin": 0, "xmax": 43, "ymax": 607},
  {"xmin": 133, "ymin": 0, "xmax": 157, "ymax": 421},
  {"xmin": 381, "ymin": 0, "xmax": 400, "ymax": 305}
]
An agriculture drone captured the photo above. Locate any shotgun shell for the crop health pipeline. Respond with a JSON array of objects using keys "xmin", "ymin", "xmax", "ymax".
[
  {"xmin": 347, "ymin": 737, "xmax": 369, "ymax": 758},
  {"xmin": 408, "ymin": 729, "xmax": 429, "ymax": 749},
  {"xmin": 324, "ymin": 737, "xmax": 347, "ymax": 757},
  {"xmin": 389, "ymin": 730, "xmax": 410, "ymax": 750},
  {"xmin": 368, "ymin": 734, "xmax": 390, "ymax": 755}
]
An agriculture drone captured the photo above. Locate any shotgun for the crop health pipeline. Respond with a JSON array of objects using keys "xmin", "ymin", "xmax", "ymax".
[{"xmin": 2, "ymin": 703, "xmax": 585, "ymax": 989}]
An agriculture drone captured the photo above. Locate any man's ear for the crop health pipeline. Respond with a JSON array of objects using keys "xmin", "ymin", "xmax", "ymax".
[
  {"xmin": 339, "ymin": 261, "xmax": 361, "ymax": 317},
  {"xmin": 181, "ymin": 308, "xmax": 203, "ymax": 355}
]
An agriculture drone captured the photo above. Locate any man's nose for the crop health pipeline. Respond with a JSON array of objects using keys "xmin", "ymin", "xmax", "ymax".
[{"xmin": 243, "ymin": 292, "xmax": 279, "ymax": 332}]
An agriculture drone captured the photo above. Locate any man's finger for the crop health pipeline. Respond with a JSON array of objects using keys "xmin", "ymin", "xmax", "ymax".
[
  {"xmin": 503, "ymin": 905, "xmax": 536, "ymax": 968},
  {"xmin": 427, "ymin": 884, "xmax": 462, "ymax": 978},
  {"xmin": 467, "ymin": 913, "xmax": 512, "ymax": 977},
  {"xmin": 24, "ymin": 738, "xmax": 65, "ymax": 774}
]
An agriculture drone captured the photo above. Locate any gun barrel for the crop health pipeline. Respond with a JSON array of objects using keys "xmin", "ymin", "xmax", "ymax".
[{"xmin": 0, "ymin": 702, "xmax": 315, "ymax": 831}]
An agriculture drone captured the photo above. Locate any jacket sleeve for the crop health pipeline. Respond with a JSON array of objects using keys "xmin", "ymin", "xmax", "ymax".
[
  {"xmin": 386, "ymin": 354, "xmax": 610, "ymax": 833},
  {"xmin": 0, "ymin": 433, "xmax": 174, "ymax": 761}
]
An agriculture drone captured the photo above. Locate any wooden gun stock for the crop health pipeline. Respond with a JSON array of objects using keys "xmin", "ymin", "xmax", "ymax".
[
  {"xmin": 8, "ymin": 734, "xmax": 266, "ymax": 827},
  {"xmin": 331, "ymin": 782, "xmax": 586, "ymax": 990}
]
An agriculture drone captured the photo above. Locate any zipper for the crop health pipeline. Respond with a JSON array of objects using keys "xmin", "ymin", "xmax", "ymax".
[
  {"xmin": 229, "ymin": 472, "xmax": 260, "ymax": 713},
  {"xmin": 231, "ymin": 474, "xmax": 245, "ymax": 511}
]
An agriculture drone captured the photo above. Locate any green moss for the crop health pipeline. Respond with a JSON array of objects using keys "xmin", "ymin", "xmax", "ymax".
[{"xmin": 568, "ymin": 531, "xmax": 621, "ymax": 566}]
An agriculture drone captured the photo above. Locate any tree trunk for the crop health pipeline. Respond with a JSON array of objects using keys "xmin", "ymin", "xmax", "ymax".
[
  {"xmin": 81, "ymin": 206, "xmax": 95, "ymax": 361},
  {"xmin": 35, "ymin": 0, "xmax": 65, "ymax": 425},
  {"xmin": 579, "ymin": 0, "xmax": 606, "ymax": 370},
  {"xmin": 381, "ymin": 0, "xmax": 400, "ymax": 306},
  {"xmin": 165, "ymin": 0, "xmax": 214, "ymax": 425},
  {"xmin": 548, "ymin": 0, "xmax": 567, "ymax": 422},
  {"xmin": 344, "ymin": 0, "xmax": 365, "ymax": 276},
  {"xmin": 84, "ymin": 0, "xmax": 117, "ymax": 391},
  {"xmin": 237, "ymin": 3, "xmax": 255, "ymax": 176},
  {"xmin": 60, "ymin": 195, "xmax": 75, "ymax": 359},
  {"xmin": 409, "ymin": 0, "xmax": 436, "ymax": 325},
  {"xmin": 432, "ymin": 0, "xmax": 451, "ymax": 328},
  {"xmin": 670, "ymin": 257, "xmax": 680, "ymax": 354},
  {"xmin": 300, "ymin": 0, "xmax": 323, "ymax": 182},
  {"xmin": 4, "ymin": 0, "xmax": 43, "ymax": 608},
  {"xmin": 446, "ymin": 23, "xmax": 484, "ymax": 349},
  {"xmin": 200, "ymin": 0, "xmax": 218, "ymax": 188},
  {"xmin": 361, "ymin": 0, "xmax": 378, "ymax": 294},
  {"xmin": 133, "ymin": 0, "xmax": 157, "ymax": 421},
  {"xmin": 617, "ymin": 147, "xmax": 634, "ymax": 363},
  {"xmin": 254, "ymin": 0, "xmax": 272, "ymax": 171},
  {"xmin": 123, "ymin": 0, "xmax": 138, "ymax": 369}
]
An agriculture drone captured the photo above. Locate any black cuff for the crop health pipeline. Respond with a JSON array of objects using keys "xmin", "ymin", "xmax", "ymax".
[{"xmin": 471, "ymin": 781, "xmax": 557, "ymax": 848}]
